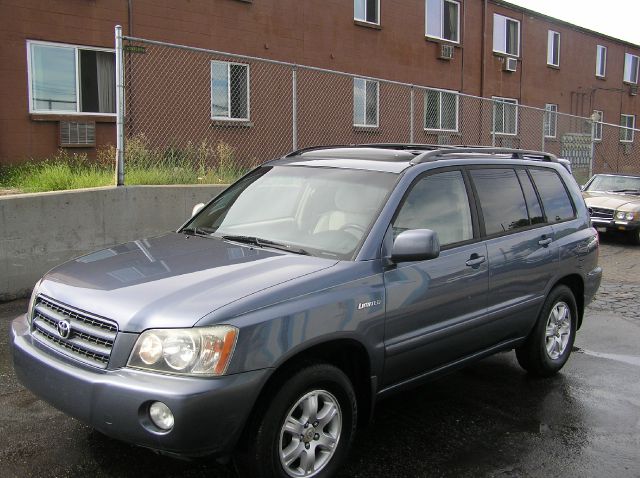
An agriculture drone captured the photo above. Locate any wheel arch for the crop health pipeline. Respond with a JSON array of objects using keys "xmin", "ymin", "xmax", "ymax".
[
  {"xmin": 554, "ymin": 274, "xmax": 585, "ymax": 329},
  {"xmin": 236, "ymin": 338, "xmax": 375, "ymax": 451}
]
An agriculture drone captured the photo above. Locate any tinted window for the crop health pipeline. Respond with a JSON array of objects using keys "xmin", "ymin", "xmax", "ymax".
[
  {"xmin": 471, "ymin": 168, "xmax": 529, "ymax": 235},
  {"xmin": 516, "ymin": 169, "xmax": 544, "ymax": 224},
  {"xmin": 393, "ymin": 170, "xmax": 473, "ymax": 246},
  {"xmin": 529, "ymin": 169, "xmax": 575, "ymax": 223}
]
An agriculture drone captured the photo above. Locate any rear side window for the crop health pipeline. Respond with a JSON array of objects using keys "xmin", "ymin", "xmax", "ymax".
[
  {"xmin": 470, "ymin": 168, "xmax": 529, "ymax": 235},
  {"xmin": 529, "ymin": 169, "xmax": 575, "ymax": 223},
  {"xmin": 516, "ymin": 170, "xmax": 544, "ymax": 224}
]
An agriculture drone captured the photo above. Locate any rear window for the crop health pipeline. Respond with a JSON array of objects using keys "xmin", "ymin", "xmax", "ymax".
[
  {"xmin": 470, "ymin": 168, "xmax": 530, "ymax": 236},
  {"xmin": 529, "ymin": 169, "xmax": 575, "ymax": 223}
]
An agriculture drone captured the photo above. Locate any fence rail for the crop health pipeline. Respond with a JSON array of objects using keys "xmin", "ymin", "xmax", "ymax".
[{"xmin": 115, "ymin": 27, "xmax": 640, "ymax": 186}]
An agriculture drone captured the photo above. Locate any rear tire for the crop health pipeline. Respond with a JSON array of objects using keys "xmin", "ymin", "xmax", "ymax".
[
  {"xmin": 234, "ymin": 363, "xmax": 357, "ymax": 478},
  {"xmin": 516, "ymin": 285, "xmax": 577, "ymax": 377}
]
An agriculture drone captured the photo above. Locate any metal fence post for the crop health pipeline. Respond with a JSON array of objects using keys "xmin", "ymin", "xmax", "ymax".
[
  {"xmin": 115, "ymin": 25, "xmax": 125, "ymax": 186},
  {"xmin": 292, "ymin": 65, "xmax": 297, "ymax": 151},
  {"xmin": 541, "ymin": 112, "xmax": 546, "ymax": 152},
  {"xmin": 409, "ymin": 86, "xmax": 414, "ymax": 144},
  {"xmin": 491, "ymin": 101, "xmax": 496, "ymax": 147}
]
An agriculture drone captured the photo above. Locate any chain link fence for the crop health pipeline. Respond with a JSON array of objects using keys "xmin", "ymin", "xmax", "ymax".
[{"xmin": 118, "ymin": 31, "xmax": 640, "ymax": 186}]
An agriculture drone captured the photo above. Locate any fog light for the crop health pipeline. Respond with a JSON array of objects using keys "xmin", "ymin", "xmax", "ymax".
[{"xmin": 149, "ymin": 401, "xmax": 174, "ymax": 431}]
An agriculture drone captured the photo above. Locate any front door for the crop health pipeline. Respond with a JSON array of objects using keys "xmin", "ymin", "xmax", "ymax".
[{"xmin": 382, "ymin": 169, "xmax": 489, "ymax": 387}]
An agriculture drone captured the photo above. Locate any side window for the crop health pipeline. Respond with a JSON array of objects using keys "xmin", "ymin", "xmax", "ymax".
[
  {"xmin": 516, "ymin": 169, "xmax": 544, "ymax": 224},
  {"xmin": 529, "ymin": 169, "xmax": 575, "ymax": 223},
  {"xmin": 471, "ymin": 168, "xmax": 529, "ymax": 235},
  {"xmin": 393, "ymin": 170, "xmax": 473, "ymax": 246}
]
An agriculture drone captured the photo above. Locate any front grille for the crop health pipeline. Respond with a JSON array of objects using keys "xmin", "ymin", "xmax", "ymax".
[
  {"xmin": 589, "ymin": 207, "xmax": 614, "ymax": 220},
  {"xmin": 31, "ymin": 296, "xmax": 118, "ymax": 369}
]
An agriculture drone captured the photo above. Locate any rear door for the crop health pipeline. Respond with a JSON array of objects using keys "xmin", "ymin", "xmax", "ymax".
[
  {"xmin": 468, "ymin": 167, "xmax": 557, "ymax": 341},
  {"xmin": 383, "ymin": 169, "xmax": 489, "ymax": 387}
]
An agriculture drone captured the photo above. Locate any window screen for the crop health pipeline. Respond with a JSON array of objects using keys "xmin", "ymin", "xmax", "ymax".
[
  {"xmin": 529, "ymin": 169, "xmax": 575, "ymax": 223},
  {"xmin": 471, "ymin": 169, "xmax": 529, "ymax": 235}
]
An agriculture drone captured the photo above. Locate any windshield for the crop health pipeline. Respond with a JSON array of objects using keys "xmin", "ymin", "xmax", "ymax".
[
  {"xmin": 184, "ymin": 165, "xmax": 397, "ymax": 259},
  {"xmin": 585, "ymin": 175, "xmax": 640, "ymax": 193}
]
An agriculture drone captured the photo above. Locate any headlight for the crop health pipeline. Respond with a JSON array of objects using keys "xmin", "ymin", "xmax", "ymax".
[
  {"xmin": 626, "ymin": 212, "xmax": 636, "ymax": 221},
  {"xmin": 128, "ymin": 326, "xmax": 238, "ymax": 376},
  {"xmin": 616, "ymin": 211, "xmax": 626, "ymax": 220},
  {"xmin": 27, "ymin": 279, "xmax": 42, "ymax": 325}
]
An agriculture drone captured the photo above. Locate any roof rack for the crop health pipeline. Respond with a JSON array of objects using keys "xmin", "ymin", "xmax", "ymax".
[
  {"xmin": 410, "ymin": 147, "xmax": 558, "ymax": 165},
  {"xmin": 284, "ymin": 143, "xmax": 452, "ymax": 158}
]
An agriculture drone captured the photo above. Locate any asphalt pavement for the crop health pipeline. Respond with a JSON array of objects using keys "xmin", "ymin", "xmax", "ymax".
[{"xmin": 1, "ymin": 237, "xmax": 639, "ymax": 478}]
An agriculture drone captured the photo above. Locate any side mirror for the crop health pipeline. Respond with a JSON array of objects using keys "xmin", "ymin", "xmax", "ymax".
[
  {"xmin": 391, "ymin": 229, "xmax": 440, "ymax": 263},
  {"xmin": 191, "ymin": 203, "xmax": 205, "ymax": 217}
]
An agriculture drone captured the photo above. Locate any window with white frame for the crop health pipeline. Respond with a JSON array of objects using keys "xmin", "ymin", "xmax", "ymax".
[
  {"xmin": 492, "ymin": 97, "xmax": 518, "ymax": 135},
  {"xmin": 424, "ymin": 89, "xmax": 458, "ymax": 131},
  {"xmin": 547, "ymin": 31, "xmax": 560, "ymax": 67},
  {"xmin": 211, "ymin": 61, "xmax": 250, "ymax": 120},
  {"xmin": 592, "ymin": 110, "xmax": 603, "ymax": 141},
  {"xmin": 493, "ymin": 14, "xmax": 520, "ymax": 57},
  {"xmin": 28, "ymin": 41, "xmax": 115, "ymax": 114},
  {"xmin": 620, "ymin": 114, "xmax": 635, "ymax": 143},
  {"xmin": 544, "ymin": 104, "xmax": 558, "ymax": 138},
  {"xmin": 596, "ymin": 45, "xmax": 607, "ymax": 78},
  {"xmin": 425, "ymin": 0, "xmax": 460, "ymax": 43},
  {"xmin": 624, "ymin": 53, "xmax": 639, "ymax": 84},
  {"xmin": 353, "ymin": 78, "xmax": 379, "ymax": 127},
  {"xmin": 354, "ymin": 0, "xmax": 379, "ymax": 24}
]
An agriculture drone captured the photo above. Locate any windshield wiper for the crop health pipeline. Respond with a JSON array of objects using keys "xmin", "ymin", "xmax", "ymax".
[
  {"xmin": 180, "ymin": 226, "xmax": 210, "ymax": 237},
  {"xmin": 610, "ymin": 189, "xmax": 640, "ymax": 194},
  {"xmin": 222, "ymin": 235, "xmax": 310, "ymax": 255}
]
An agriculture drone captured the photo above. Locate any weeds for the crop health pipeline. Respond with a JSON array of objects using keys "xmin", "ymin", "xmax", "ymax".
[{"xmin": 0, "ymin": 138, "xmax": 248, "ymax": 193}]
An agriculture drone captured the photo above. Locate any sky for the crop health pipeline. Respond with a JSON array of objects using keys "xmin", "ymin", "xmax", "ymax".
[{"xmin": 504, "ymin": 0, "xmax": 640, "ymax": 45}]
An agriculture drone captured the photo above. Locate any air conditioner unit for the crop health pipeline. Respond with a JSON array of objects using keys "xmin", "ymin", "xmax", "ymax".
[
  {"xmin": 439, "ymin": 44, "xmax": 454, "ymax": 60},
  {"xmin": 630, "ymin": 85, "xmax": 638, "ymax": 96},
  {"xmin": 503, "ymin": 57, "xmax": 518, "ymax": 72},
  {"xmin": 59, "ymin": 121, "xmax": 96, "ymax": 147}
]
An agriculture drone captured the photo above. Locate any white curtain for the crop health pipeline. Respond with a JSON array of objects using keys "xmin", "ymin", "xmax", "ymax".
[{"xmin": 97, "ymin": 52, "xmax": 115, "ymax": 113}]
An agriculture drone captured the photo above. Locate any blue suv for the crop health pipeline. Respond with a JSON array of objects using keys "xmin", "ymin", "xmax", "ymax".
[{"xmin": 11, "ymin": 145, "xmax": 601, "ymax": 478}]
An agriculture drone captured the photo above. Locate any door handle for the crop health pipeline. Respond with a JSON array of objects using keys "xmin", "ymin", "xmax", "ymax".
[
  {"xmin": 465, "ymin": 254, "xmax": 486, "ymax": 267},
  {"xmin": 538, "ymin": 237, "xmax": 553, "ymax": 247}
]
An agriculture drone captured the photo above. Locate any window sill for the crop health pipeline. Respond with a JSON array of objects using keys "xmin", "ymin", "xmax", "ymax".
[
  {"xmin": 210, "ymin": 120, "xmax": 253, "ymax": 128},
  {"xmin": 423, "ymin": 129, "xmax": 462, "ymax": 135},
  {"xmin": 30, "ymin": 114, "xmax": 115, "ymax": 123},
  {"xmin": 547, "ymin": 64, "xmax": 560, "ymax": 70},
  {"xmin": 596, "ymin": 75, "xmax": 606, "ymax": 81},
  {"xmin": 493, "ymin": 51, "xmax": 519, "ymax": 59},
  {"xmin": 425, "ymin": 36, "xmax": 461, "ymax": 47},
  {"xmin": 233, "ymin": 0, "xmax": 252, "ymax": 3},
  {"xmin": 353, "ymin": 126, "xmax": 380, "ymax": 132},
  {"xmin": 544, "ymin": 136, "xmax": 559, "ymax": 142},
  {"xmin": 353, "ymin": 20, "xmax": 382, "ymax": 30}
]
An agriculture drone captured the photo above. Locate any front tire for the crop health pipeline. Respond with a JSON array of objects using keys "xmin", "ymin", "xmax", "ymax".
[
  {"xmin": 516, "ymin": 285, "xmax": 577, "ymax": 377},
  {"xmin": 235, "ymin": 363, "xmax": 357, "ymax": 478},
  {"xmin": 628, "ymin": 229, "xmax": 640, "ymax": 245}
]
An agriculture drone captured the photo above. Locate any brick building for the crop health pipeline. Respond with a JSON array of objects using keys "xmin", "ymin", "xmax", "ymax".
[{"xmin": 1, "ymin": 0, "xmax": 639, "ymax": 167}]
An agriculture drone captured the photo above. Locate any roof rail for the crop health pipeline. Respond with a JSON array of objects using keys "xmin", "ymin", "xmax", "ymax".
[
  {"xmin": 284, "ymin": 144, "xmax": 354, "ymax": 157},
  {"xmin": 285, "ymin": 143, "xmax": 452, "ymax": 158},
  {"xmin": 410, "ymin": 147, "xmax": 558, "ymax": 165}
]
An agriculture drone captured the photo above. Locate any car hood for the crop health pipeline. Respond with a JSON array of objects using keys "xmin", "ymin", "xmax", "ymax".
[
  {"xmin": 39, "ymin": 233, "xmax": 339, "ymax": 332},
  {"xmin": 583, "ymin": 191, "xmax": 640, "ymax": 211}
]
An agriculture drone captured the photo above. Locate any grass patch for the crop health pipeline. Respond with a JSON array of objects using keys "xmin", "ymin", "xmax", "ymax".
[{"xmin": 0, "ymin": 138, "xmax": 248, "ymax": 193}]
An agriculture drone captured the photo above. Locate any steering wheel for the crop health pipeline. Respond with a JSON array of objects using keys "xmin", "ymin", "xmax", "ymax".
[{"xmin": 339, "ymin": 223, "xmax": 366, "ymax": 238}]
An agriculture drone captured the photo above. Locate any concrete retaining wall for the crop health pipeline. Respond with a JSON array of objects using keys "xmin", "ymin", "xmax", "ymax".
[{"xmin": 0, "ymin": 185, "xmax": 227, "ymax": 301}]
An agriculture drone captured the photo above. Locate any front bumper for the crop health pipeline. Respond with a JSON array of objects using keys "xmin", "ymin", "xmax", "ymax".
[
  {"xmin": 11, "ymin": 314, "xmax": 269, "ymax": 457},
  {"xmin": 590, "ymin": 217, "xmax": 640, "ymax": 233}
]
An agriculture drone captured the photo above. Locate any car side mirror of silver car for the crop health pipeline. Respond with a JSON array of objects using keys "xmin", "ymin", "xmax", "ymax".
[
  {"xmin": 391, "ymin": 229, "xmax": 440, "ymax": 263},
  {"xmin": 192, "ymin": 203, "xmax": 205, "ymax": 217}
]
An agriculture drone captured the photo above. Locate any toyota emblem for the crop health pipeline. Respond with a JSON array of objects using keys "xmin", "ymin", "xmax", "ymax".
[{"xmin": 57, "ymin": 319, "xmax": 71, "ymax": 339}]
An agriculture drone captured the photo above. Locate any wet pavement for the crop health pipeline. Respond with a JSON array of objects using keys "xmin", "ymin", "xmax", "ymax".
[{"xmin": 1, "ymin": 238, "xmax": 639, "ymax": 477}]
